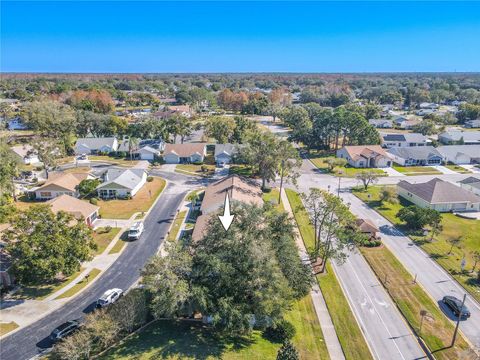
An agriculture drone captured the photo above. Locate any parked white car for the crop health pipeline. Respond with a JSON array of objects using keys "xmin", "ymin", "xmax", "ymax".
[
  {"xmin": 96, "ymin": 288, "xmax": 123, "ymax": 308},
  {"xmin": 128, "ymin": 221, "xmax": 144, "ymax": 240}
]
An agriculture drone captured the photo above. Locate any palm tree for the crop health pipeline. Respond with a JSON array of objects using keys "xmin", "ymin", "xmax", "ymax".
[{"xmin": 128, "ymin": 137, "xmax": 139, "ymax": 161}]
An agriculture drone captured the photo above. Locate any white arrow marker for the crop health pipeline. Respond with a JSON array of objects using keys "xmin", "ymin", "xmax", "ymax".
[{"xmin": 218, "ymin": 192, "xmax": 234, "ymax": 231}]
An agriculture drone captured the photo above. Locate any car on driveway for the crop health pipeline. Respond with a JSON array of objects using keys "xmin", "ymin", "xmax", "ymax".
[
  {"xmin": 49, "ymin": 319, "xmax": 82, "ymax": 342},
  {"xmin": 96, "ymin": 288, "xmax": 123, "ymax": 308},
  {"xmin": 442, "ymin": 295, "xmax": 471, "ymax": 318}
]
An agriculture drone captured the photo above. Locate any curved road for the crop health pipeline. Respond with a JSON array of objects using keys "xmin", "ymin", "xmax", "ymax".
[{"xmin": 1, "ymin": 172, "xmax": 201, "ymax": 360}]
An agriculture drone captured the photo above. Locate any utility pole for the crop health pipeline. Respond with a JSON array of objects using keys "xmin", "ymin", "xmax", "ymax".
[{"xmin": 451, "ymin": 293, "xmax": 467, "ymax": 347}]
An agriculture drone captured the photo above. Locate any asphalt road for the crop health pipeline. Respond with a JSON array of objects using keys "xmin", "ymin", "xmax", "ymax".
[{"xmin": 1, "ymin": 179, "xmax": 190, "ymax": 360}]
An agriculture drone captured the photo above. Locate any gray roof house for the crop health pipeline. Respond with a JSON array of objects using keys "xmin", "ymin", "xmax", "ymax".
[
  {"xmin": 214, "ymin": 144, "xmax": 242, "ymax": 166},
  {"xmin": 96, "ymin": 168, "xmax": 147, "ymax": 199},
  {"xmin": 397, "ymin": 178, "xmax": 480, "ymax": 212},
  {"xmin": 458, "ymin": 177, "xmax": 480, "ymax": 196},
  {"xmin": 464, "ymin": 120, "xmax": 480, "ymax": 128},
  {"xmin": 437, "ymin": 145, "xmax": 480, "ymax": 164},
  {"xmin": 368, "ymin": 119, "xmax": 394, "ymax": 128},
  {"xmin": 75, "ymin": 137, "xmax": 118, "ymax": 155},
  {"xmin": 381, "ymin": 133, "xmax": 428, "ymax": 148},
  {"xmin": 387, "ymin": 146, "xmax": 443, "ymax": 166},
  {"xmin": 438, "ymin": 131, "xmax": 480, "ymax": 145}
]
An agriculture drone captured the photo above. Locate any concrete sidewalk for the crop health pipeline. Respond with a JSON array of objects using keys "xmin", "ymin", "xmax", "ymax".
[{"xmin": 281, "ymin": 189, "xmax": 345, "ymax": 360}]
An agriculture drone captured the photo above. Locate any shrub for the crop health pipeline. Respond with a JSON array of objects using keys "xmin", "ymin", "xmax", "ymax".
[
  {"xmin": 89, "ymin": 198, "xmax": 98, "ymax": 205},
  {"xmin": 146, "ymin": 176, "xmax": 154, "ymax": 182},
  {"xmin": 277, "ymin": 341, "xmax": 299, "ymax": 360},
  {"xmin": 192, "ymin": 161, "xmax": 203, "ymax": 165},
  {"xmin": 362, "ymin": 238, "xmax": 382, "ymax": 247},
  {"xmin": 104, "ymin": 225, "xmax": 112, "ymax": 233},
  {"xmin": 264, "ymin": 319, "xmax": 296, "ymax": 343},
  {"xmin": 200, "ymin": 165, "xmax": 208, "ymax": 173}
]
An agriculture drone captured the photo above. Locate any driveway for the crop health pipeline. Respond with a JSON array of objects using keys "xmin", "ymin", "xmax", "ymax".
[{"xmin": 0, "ymin": 177, "xmax": 191, "ymax": 360}]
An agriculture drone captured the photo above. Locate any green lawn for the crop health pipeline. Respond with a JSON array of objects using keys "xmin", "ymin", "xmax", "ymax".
[
  {"xmin": 392, "ymin": 165, "xmax": 442, "ymax": 176},
  {"xmin": 167, "ymin": 210, "xmax": 187, "ymax": 242},
  {"xmin": 228, "ymin": 165, "xmax": 255, "ymax": 177},
  {"xmin": 97, "ymin": 177, "xmax": 166, "ymax": 219},
  {"xmin": 100, "ymin": 295, "xmax": 329, "ymax": 360},
  {"xmin": 175, "ymin": 164, "xmax": 216, "ymax": 177},
  {"xmin": 93, "ymin": 227, "xmax": 121, "ymax": 255},
  {"xmin": 0, "ymin": 322, "xmax": 19, "ymax": 337},
  {"xmin": 361, "ymin": 246, "xmax": 476, "ymax": 360},
  {"xmin": 108, "ymin": 232, "xmax": 129, "ymax": 254},
  {"xmin": 284, "ymin": 188, "xmax": 372, "ymax": 360},
  {"xmin": 55, "ymin": 268, "xmax": 101, "ymax": 299},
  {"xmin": 262, "ymin": 189, "xmax": 283, "ymax": 211},
  {"xmin": 354, "ymin": 186, "xmax": 480, "ymax": 303},
  {"xmin": 306, "ymin": 153, "xmax": 386, "ymax": 177},
  {"xmin": 444, "ymin": 164, "xmax": 471, "ymax": 173},
  {"xmin": 12, "ymin": 268, "xmax": 84, "ymax": 300}
]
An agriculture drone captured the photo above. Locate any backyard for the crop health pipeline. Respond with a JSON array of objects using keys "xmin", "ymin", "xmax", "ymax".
[
  {"xmin": 99, "ymin": 295, "xmax": 329, "ymax": 360},
  {"xmin": 354, "ymin": 186, "xmax": 480, "ymax": 303},
  {"xmin": 284, "ymin": 188, "xmax": 373, "ymax": 360},
  {"xmin": 95, "ymin": 177, "xmax": 166, "ymax": 219}
]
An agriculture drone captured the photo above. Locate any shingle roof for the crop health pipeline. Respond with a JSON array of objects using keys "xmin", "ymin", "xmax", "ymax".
[
  {"xmin": 387, "ymin": 146, "xmax": 443, "ymax": 160},
  {"xmin": 356, "ymin": 218, "xmax": 379, "ymax": 234},
  {"xmin": 439, "ymin": 131, "xmax": 480, "ymax": 142},
  {"xmin": 398, "ymin": 178, "xmax": 480, "ymax": 204},
  {"xmin": 75, "ymin": 137, "xmax": 117, "ymax": 150},
  {"xmin": 214, "ymin": 144, "xmax": 242, "ymax": 157},
  {"xmin": 382, "ymin": 133, "xmax": 427, "ymax": 143},
  {"xmin": 342, "ymin": 145, "xmax": 387, "ymax": 161},
  {"xmin": 458, "ymin": 176, "xmax": 480, "ymax": 185},
  {"xmin": 10, "ymin": 144, "xmax": 36, "ymax": 158},
  {"xmin": 437, "ymin": 145, "xmax": 480, "ymax": 159},
  {"xmin": 48, "ymin": 194, "xmax": 99, "ymax": 219},
  {"xmin": 97, "ymin": 168, "xmax": 146, "ymax": 191},
  {"xmin": 164, "ymin": 143, "xmax": 206, "ymax": 157},
  {"xmin": 37, "ymin": 172, "xmax": 89, "ymax": 192}
]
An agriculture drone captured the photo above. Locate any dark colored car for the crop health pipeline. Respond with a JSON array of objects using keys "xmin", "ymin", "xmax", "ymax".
[
  {"xmin": 49, "ymin": 319, "xmax": 82, "ymax": 342},
  {"xmin": 442, "ymin": 296, "xmax": 471, "ymax": 318}
]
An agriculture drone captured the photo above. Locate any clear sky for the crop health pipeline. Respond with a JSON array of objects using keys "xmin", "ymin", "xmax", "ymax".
[{"xmin": 1, "ymin": 1, "xmax": 480, "ymax": 73}]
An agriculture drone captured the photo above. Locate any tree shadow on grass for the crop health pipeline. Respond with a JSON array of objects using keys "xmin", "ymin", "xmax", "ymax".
[{"xmin": 104, "ymin": 320, "xmax": 256, "ymax": 360}]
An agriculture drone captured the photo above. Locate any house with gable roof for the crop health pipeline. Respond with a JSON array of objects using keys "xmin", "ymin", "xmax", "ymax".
[
  {"xmin": 336, "ymin": 145, "xmax": 392, "ymax": 168},
  {"xmin": 96, "ymin": 168, "xmax": 147, "ymax": 199},
  {"xmin": 163, "ymin": 143, "xmax": 207, "ymax": 164}
]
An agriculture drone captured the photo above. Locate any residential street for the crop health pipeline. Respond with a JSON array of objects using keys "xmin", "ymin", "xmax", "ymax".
[{"xmin": 0, "ymin": 175, "xmax": 194, "ymax": 360}]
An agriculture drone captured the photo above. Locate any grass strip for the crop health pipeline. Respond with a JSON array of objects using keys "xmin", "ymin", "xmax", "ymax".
[
  {"xmin": 108, "ymin": 232, "xmax": 128, "ymax": 254},
  {"xmin": 167, "ymin": 210, "xmax": 187, "ymax": 242},
  {"xmin": 0, "ymin": 322, "xmax": 19, "ymax": 337},
  {"xmin": 55, "ymin": 268, "xmax": 101, "ymax": 300},
  {"xmin": 93, "ymin": 227, "xmax": 121, "ymax": 255}
]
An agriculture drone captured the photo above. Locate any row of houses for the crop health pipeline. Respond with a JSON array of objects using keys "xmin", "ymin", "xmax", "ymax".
[
  {"xmin": 75, "ymin": 137, "xmax": 242, "ymax": 166},
  {"xmin": 337, "ymin": 144, "xmax": 480, "ymax": 168}
]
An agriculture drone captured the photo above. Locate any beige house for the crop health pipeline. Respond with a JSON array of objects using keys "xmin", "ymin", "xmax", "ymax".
[
  {"xmin": 336, "ymin": 145, "xmax": 391, "ymax": 168},
  {"xmin": 191, "ymin": 175, "xmax": 263, "ymax": 242},
  {"xmin": 34, "ymin": 172, "xmax": 91, "ymax": 200},
  {"xmin": 397, "ymin": 178, "xmax": 480, "ymax": 212},
  {"xmin": 48, "ymin": 194, "xmax": 99, "ymax": 227},
  {"xmin": 163, "ymin": 143, "xmax": 207, "ymax": 164}
]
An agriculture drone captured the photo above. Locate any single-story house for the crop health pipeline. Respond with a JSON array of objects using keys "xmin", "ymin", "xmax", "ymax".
[
  {"xmin": 96, "ymin": 168, "xmax": 147, "ymax": 199},
  {"xmin": 458, "ymin": 177, "xmax": 480, "ymax": 196},
  {"xmin": 214, "ymin": 144, "xmax": 242, "ymax": 166},
  {"xmin": 387, "ymin": 146, "xmax": 444, "ymax": 166},
  {"xmin": 419, "ymin": 102, "xmax": 439, "ymax": 110},
  {"xmin": 192, "ymin": 175, "xmax": 263, "ymax": 242},
  {"xmin": 336, "ymin": 145, "xmax": 392, "ymax": 168},
  {"xmin": 416, "ymin": 109, "xmax": 436, "ymax": 116},
  {"xmin": 10, "ymin": 144, "xmax": 40, "ymax": 165},
  {"xmin": 163, "ymin": 143, "xmax": 207, "ymax": 164},
  {"xmin": 136, "ymin": 146, "xmax": 161, "ymax": 160},
  {"xmin": 397, "ymin": 178, "xmax": 480, "ymax": 212},
  {"xmin": 464, "ymin": 120, "xmax": 480, "ymax": 128},
  {"xmin": 381, "ymin": 133, "xmax": 428, "ymax": 148},
  {"xmin": 34, "ymin": 172, "xmax": 91, "ymax": 200},
  {"xmin": 436, "ymin": 145, "xmax": 480, "ymax": 164},
  {"xmin": 356, "ymin": 218, "xmax": 380, "ymax": 239},
  {"xmin": 438, "ymin": 131, "xmax": 480, "ymax": 145},
  {"xmin": 368, "ymin": 119, "xmax": 394, "ymax": 128},
  {"xmin": 48, "ymin": 194, "xmax": 99, "ymax": 227},
  {"xmin": 75, "ymin": 137, "xmax": 119, "ymax": 155},
  {"xmin": 7, "ymin": 117, "xmax": 28, "ymax": 130}
]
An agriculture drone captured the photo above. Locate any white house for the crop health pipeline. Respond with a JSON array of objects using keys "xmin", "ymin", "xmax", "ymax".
[
  {"xmin": 75, "ymin": 137, "xmax": 119, "ymax": 155},
  {"xmin": 437, "ymin": 145, "xmax": 480, "ymax": 164},
  {"xmin": 136, "ymin": 146, "xmax": 160, "ymax": 161},
  {"xmin": 386, "ymin": 146, "xmax": 444, "ymax": 166},
  {"xmin": 458, "ymin": 177, "xmax": 480, "ymax": 196},
  {"xmin": 34, "ymin": 172, "xmax": 91, "ymax": 200},
  {"xmin": 163, "ymin": 143, "xmax": 207, "ymax": 164},
  {"xmin": 214, "ymin": 144, "xmax": 242, "ymax": 166},
  {"xmin": 381, "ymin": 133, "xmax": 428, "ymax": 148},
  {"xmin": 397, "ymin": 178, "xmax": 480, "ymax": 212},
  {"xmin": 464, "ymin": 120, "xmax": 480, "ymax": 128},
  {"xmin": 10, "ymin": 145, "xmax": 40, "ymax": 165},
  {"xmin": 96, "ymin": 168, "xmax": 147, "ymax": 199},
  {"xmin": 336, "ymin": 145, "xmax": 391, "ymax": 168},
  {"xmin": 368, "ymin": 119, "xmax": 394, "ymax": 128}
]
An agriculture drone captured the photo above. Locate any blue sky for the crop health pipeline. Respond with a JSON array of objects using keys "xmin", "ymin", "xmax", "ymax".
[{"xmin": 1, "ymin": 1, "xmax": 480, "ymax": 73}]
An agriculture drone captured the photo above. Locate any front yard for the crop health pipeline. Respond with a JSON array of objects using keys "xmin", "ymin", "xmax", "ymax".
[
  {"xmin": 96, "ymin": 177, "xmax": 166, "ymax": 219},
  {"xmin": 392, "ymin": 165, "xmax": 442, "ymax": 176},
  {"xmin": 93, "ymin": 227, "xmax": 121, "ymax": 254},
  {"xmin": 354, "ymin": 186, "xmax": 480, "ymax": 303},
  {"xmin": 99, "ymin": 295, "xmax": 329, "ymax": 360},
  {"xmin": 306, "ymin": 152, "xmax": 386, "ymax": 177},
  {"xmin": 444, "ymin": 164, "xmax": 471, "ymax": 174},
  {"xmin": 175, "ymin": 163, "xmax": 216, "ymax": 177}
]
